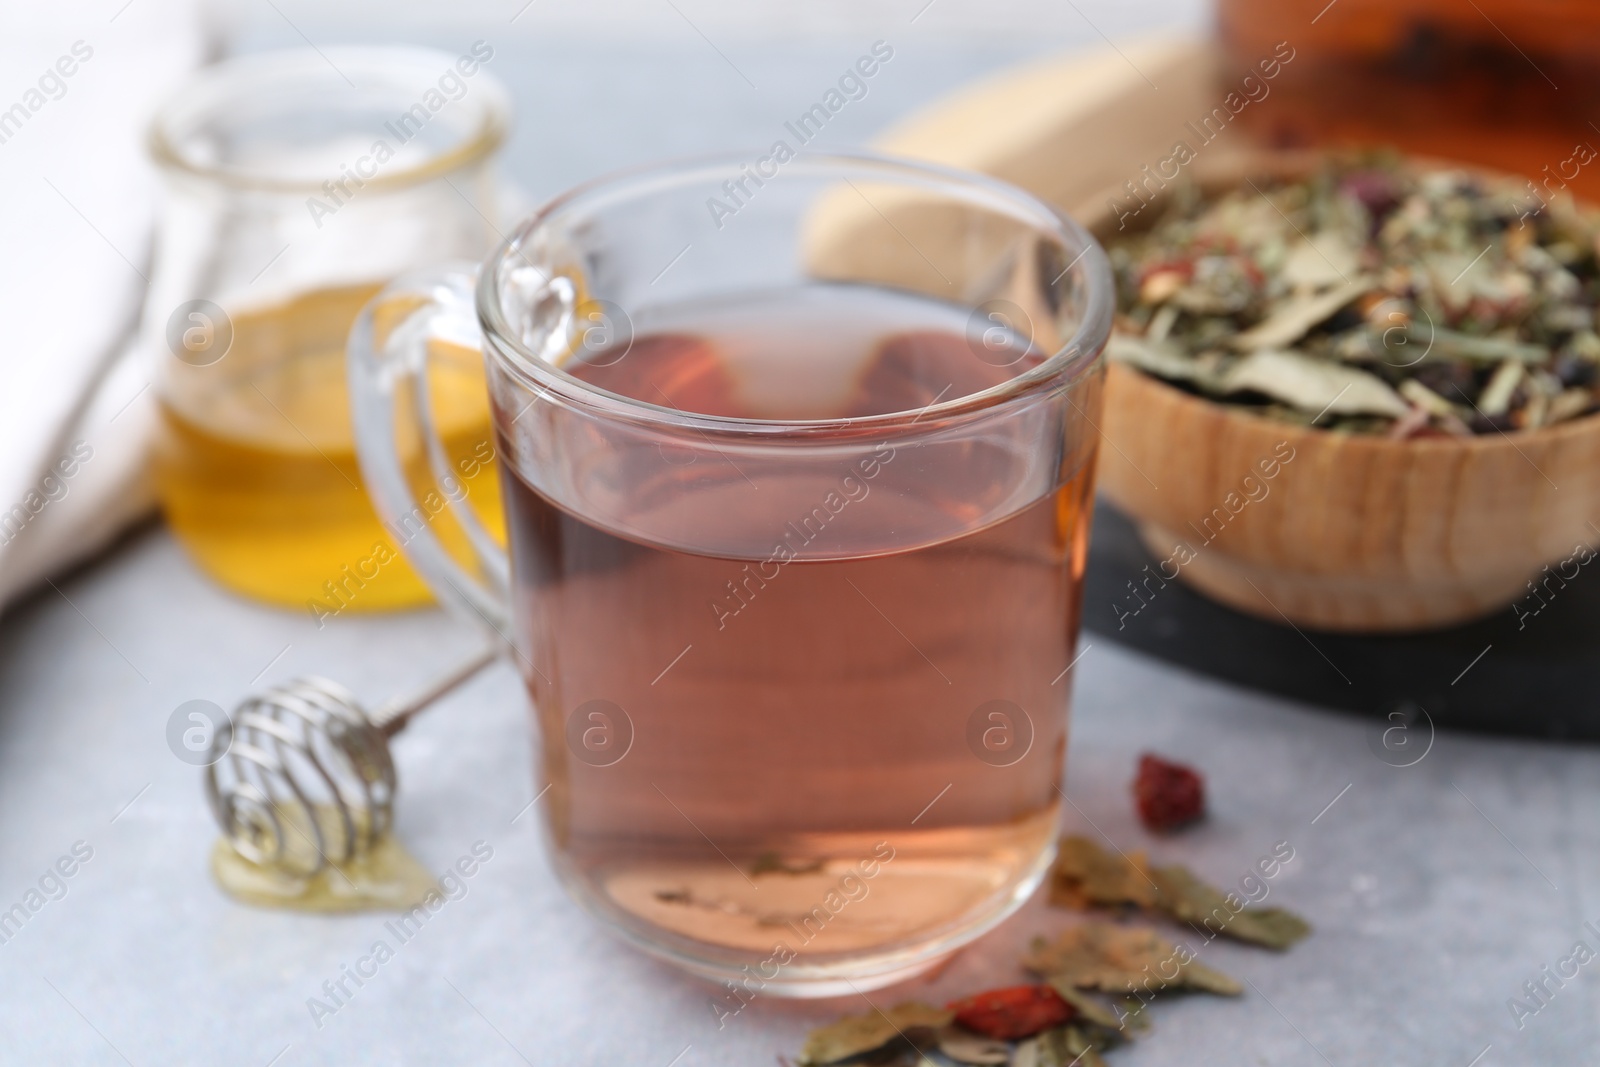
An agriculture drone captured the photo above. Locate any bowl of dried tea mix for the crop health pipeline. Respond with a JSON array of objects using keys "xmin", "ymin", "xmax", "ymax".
[{"xmin": 1090, "ymin": 152, "xmax": 1600, "ymax": 631}]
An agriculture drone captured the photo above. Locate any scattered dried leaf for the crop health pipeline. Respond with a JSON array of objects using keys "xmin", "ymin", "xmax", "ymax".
[
  {"xmin": 1048, "ymin": 835, "xmax": 1312, "ymax": 951},
  {"xmin": 1049, "ymin": 835, "xmax": 1158, "ymax": 911},
  {"xmin": 1012, "ymin": 1026, "xmax": 1108, "ymax": 1067},
  {"xmin": 1024, "ymin": 922, "xmax": 1242, "ymax": 997},
  {"xmin": 798, "ymin": 1002, "xmax": 953, "ymax": 1066},
  {"xmin": 935, "ymin": 1026, "xmax": 1011, "ymax": 1064},
  {"xmin": 1149, "ymin": 864, "xmax": 1312, "ymax": 951},
  {"xmin": 1045, "ymin": 982, "xmax": 1128, "ymax": 1035}
]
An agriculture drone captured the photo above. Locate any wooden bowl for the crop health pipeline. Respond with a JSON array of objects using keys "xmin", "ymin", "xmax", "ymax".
[
  {"xmin": 828, "ymin": 36, "xmax": 1600, "ymax": 630},
  {"xmin": 1079, "ymin": 147, "xmax": 1600, "ymax": 631},
  {"xmin": 1098, "ymin": 360, "xmax": 1600, "ymax": 631}
]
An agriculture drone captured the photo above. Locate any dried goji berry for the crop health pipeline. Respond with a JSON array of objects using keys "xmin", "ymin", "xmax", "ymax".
[
  {"xmin": 946, "ymin": 984, "xmax": 1074, "ymax": 1040},
  {"xmin": 1134, "ymin": 753, "xmax": 1206, "ymax": 832}
]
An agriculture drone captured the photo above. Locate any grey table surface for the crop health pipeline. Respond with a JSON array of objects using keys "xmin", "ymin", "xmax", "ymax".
[{"xmin": 2, "ymin": 10, "xmax": 1597, "ymax": 1066}]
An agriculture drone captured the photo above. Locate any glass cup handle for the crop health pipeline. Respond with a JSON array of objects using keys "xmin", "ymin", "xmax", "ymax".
[{"xmin": 347, "ymin": 263, "xmax": 513, "ymax": 635}]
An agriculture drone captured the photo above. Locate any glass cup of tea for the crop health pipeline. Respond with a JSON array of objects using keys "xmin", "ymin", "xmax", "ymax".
[
  {"xmin": 348, "ymin": 153, "xmax": 1112, "ymax": 994},
  {"xmin": 142, "ymin": 45, "xmax": 511, "ymax": 612}
]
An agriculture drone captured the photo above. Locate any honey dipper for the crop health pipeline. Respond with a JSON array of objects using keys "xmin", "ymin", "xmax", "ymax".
[{"xmin": 203, "ymin": 643, "xmax": 500, "ymax": 876}]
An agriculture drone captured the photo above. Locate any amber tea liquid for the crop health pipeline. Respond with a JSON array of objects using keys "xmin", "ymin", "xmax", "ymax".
[
  {"xmin": 501, "ymin": 286, "xmax": 1096, "ymax": 979},
  {"xmin": 156, "ymin": 284, "xmax": 502, "ymax": 610}
]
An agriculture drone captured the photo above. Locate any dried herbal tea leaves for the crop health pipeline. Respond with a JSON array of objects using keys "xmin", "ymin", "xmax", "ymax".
[
  {"xmin": 1220, "ymin": 350, "xmax": 1409, "ymax": 418},
  {"xmin": 794, "ymin": 836, "xmax": 1310, "ymax": 1065},
  {"xmin": 1049, "ymin": 835, "xmax": 1312, "ymax": 950},
  {"xmin": 798, "ymin": 1002, "xmax": 954, "ymax": 1065},
  {"xmin": 1012, "ymin": 1026, "xmax": 1109, "ymax": 1067},
  {"xmin": 1046, "ymin": 982, "xmax": 1128, "ymax": 1035},
  {"xmin": 946, "ymin": 985, "xmax": 1075, "ymax": 1041},
  {"xmin": 1108, "ymin": 157, "xmax": 1600, "ymax": 436},
  {"xmin": 1105, "ymin": 334, "xmax": 1223, "ymax": 390},
  {"xmin": 1133, "ymin": 754, "xmax": 1206, "ymax": 832},
  {"xmin": 1024, "ymin": 922, "xmax": 1243, "ymax": 997},
  {"xmin": 1049, "ymin": 834, "xmax": 1158, "ymax": 911},
  {"xmin": 1149, "ymin": 864, "xmax": 1312, "ymax": 951},
  {"xmin": 934, "ymin": 1027, "xmax": 1012, "ymax": 1064},
  {"xmin": 1229, "ymin": 277, "xmax": 1376, "ymax": 351}
]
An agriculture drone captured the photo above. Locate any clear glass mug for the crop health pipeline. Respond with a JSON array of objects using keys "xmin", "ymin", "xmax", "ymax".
[
  {"xmin": 349, "ymin": 153, "xmax": 1112, "ymax": 994},
  {"xmin": 142, "ymin": 45, "xmax": 511, "ymax": 613}
]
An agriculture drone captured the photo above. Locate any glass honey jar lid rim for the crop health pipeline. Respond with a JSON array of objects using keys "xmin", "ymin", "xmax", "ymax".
[{"xmin": 148, "ymin": 44, "xmax": 510, "ymax": 195}]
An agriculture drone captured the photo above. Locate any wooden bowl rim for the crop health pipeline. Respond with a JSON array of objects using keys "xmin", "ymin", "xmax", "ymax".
[
  {"xmin": 1108, "ymin": 360, "xmax": 1600, "ymax": 456},
  {"xmin": 1093, "ymin": 147, "xmax": 1600, "ymax": 453}
]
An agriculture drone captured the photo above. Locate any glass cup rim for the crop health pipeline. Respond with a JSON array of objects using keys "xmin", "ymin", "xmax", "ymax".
[
  {"xmin": 147, "ymin": 44, "xmax": 510, "ymax": 194},
  {"xmin": 478, "ymin": 150, "xmax": 1114, "ymax": 438}
]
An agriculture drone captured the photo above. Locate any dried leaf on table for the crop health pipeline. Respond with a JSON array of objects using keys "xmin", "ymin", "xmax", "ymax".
[
  {"xmin": 934, "ymin": 1027, "xmax": 1010, "ymax": 1065},
  {"xmin": 1049, "ymin": 836, "xmax": 1312, "ymax": 951},
  {"xmin": 1024, "ymin": 922, "xmax": 1242, "ymax": 997},
  {"xmin": 797, "ymin": 1002, "xmax": 953, "ymax": 1065},
  {"xmin": 1222, "ymin": 349, "xmax": 1410, "ymax": 418},
  {"xmin": 1048, "ymin": 834, "xmax": 1158, "ymax": 911},
  {"xmin": 1112, "ymin": 995, "xmax": 1153, "ymax": 1033},
  {"xmin": 1149, "ymin": 864, "xmax": 1312, "ymax": 950},
  {"xmin": 1043, "ymin": 985, "xmax": 1145, "ymax": 1043},
  {"xmin": 1011, "ymin": 1026, "xmax": 1109, "ymax": 1067},
  {"xmin": 1059, "ymin": 1027, "xmax": 1109, "ymax": 1067}
]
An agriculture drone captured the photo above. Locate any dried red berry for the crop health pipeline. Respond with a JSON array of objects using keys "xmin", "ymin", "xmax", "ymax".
[
  {"xmin": 946, "ymin": 984, "xmax": 1073, "ymax": 1040},
  {"xmin": 1134, "ymin": 753, "xmax": 1206, "ymax": 832}
]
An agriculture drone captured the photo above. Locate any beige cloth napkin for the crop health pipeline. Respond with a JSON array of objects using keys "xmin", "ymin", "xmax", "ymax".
[{"xmin": 0, "ymin": 1, "xmax": 209, "ymax": 607}]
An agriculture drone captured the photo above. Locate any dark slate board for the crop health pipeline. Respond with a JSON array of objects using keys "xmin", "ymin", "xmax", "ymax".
[{"xmin": 1082, "ymin": 502, "xmax": 1600, "ymax": 741}]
